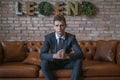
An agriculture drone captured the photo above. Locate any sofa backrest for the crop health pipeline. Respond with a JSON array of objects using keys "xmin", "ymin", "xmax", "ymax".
[
  {"xmin": 0, "ymin": 42, "xmax": 3, "ymax": 64},
  {"xmin": 0, "ymin": 40, "xmax": 118, "ymax": 63},
  {"xmin": 78, "ymin": 40, "xmax": 118, "ymax": 63},
  {"xmin": 25, "ymin": 41, "xmax": 43, "ymax": 53},
  {"xmin": 25, "ymin": 40, "xmax": 118, "ymax": 63},
  {"xmin": 78, "ymin": 41, "xmax": 97, "ymax": 60}
]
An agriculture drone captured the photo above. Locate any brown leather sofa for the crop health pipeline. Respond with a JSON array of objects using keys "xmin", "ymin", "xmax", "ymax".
[{"xmin": 0, "ymin": 40, "xmax": 120, "ymax": 80}]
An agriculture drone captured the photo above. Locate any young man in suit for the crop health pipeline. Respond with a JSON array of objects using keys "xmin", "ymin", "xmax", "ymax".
[{"xmin": 40, "ymin": 14, "xmax": 83, "ymax": 80}]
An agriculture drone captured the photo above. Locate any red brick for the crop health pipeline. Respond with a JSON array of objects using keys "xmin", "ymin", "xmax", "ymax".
[{"xmin": 0, "ymin": 0, "xmax": 119, "ymax": 41}]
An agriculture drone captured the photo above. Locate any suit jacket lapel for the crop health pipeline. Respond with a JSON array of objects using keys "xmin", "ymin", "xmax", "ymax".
[
  {"xmin": 50, "ymin": 32, "xmax": 57, "ymax": 53},
  {"xmin": 51, "ymin": 32, "xmax": 56, "ymax": 42},
  {"xmin": 63, "ymin": 32, "xmax": 69, "ymax": 53}
]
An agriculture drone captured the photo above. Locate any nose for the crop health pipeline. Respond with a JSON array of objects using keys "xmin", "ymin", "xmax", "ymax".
[{"xmin": 58, "ymin": 26, "xmax": 62, "ymax": 30}]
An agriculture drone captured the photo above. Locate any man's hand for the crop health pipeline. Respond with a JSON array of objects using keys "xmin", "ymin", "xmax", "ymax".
[
  {"xmin": 53, "ymin": 49, "xmax": 69, "ymax": 59},
  {"xmin": 53, "ymin": 49, "xmax": 63, "ymax": 59},
  {"xmin": 63, "ymin": 53, "xmax": 69, "ymax": 59}
]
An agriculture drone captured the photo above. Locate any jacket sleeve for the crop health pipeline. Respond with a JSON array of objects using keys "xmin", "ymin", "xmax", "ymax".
[
  {"xmin": 40, "ymin": 36, "xmax": 53, "ymax": 61},
  {"xmin": 69, "ymin": 36, "xmax": 84, "ymax": 60}
]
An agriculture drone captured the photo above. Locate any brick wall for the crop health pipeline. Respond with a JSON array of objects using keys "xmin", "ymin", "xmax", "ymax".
[{"xmin": 0, "ymin": 0, "xmax": 120, "ymax": 41}]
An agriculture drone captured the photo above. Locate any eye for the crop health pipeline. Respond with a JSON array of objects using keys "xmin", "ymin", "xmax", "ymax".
[
  {"xmin": 60, "ymin": 25, "xmax": 64, "ymax": 26},
  {"xmin": 56, "ymin": 25, "xmax": 58, "ymax": 27}
]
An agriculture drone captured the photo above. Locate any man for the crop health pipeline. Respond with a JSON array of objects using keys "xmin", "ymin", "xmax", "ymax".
[{"xmin": 40, "ymin": 14, "xmax": 83, "ymax": 80}]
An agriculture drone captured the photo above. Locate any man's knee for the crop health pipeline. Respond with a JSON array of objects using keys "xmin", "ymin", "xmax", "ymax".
[
  {"xmin": 40, "ymin": 60, "xmax": 49, "ymax": 68},
  {"xmin": 74, "ymin": 59, "xmax": 82, "ymax": 66}
]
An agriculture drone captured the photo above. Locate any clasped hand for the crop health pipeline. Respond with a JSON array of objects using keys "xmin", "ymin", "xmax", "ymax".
[{"xmin": 53, "ymin": 49, "xmax": 69, "ymax": 59}]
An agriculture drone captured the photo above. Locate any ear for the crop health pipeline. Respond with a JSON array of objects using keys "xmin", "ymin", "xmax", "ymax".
[{"xmin": 65, "ymin": 24, "xmax": 67, "ymax": 28}]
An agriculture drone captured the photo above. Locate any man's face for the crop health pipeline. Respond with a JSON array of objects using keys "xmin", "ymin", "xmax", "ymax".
[{"xmin": 54, "ymin": 20, "xmax": 66, "ymax": 36}]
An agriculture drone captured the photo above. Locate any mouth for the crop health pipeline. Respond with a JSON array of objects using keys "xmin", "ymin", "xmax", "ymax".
[
  {"xmin": 57, "ymin": 31, "xmax": 62, "ymax": 34},
  {"xmin": 57, "ymin": 30, "xmax": 62, "ymax": 32}
]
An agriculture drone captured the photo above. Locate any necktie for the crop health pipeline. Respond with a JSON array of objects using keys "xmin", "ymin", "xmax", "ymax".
[{"xmin": 57, "ymin": 38, "xmax": 63, "ymax": 50}]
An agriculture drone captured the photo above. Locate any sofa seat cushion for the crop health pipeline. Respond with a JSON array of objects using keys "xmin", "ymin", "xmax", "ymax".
[
  {"xmin": 0, "ymin": 62, "xmax": 39, "ymax": 78},
  {"xmin": 39, "ymin": 69, "xmax": 72, "ymax": 78},
  {"xmin": 83, "ymin": 60, "xmax": 120, "ymax": 77},
  {"xmin": 39, "ymin": 60, "xmax": 120, "ymax": 78}
]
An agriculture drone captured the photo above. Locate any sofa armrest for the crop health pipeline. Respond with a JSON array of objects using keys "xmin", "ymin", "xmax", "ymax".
[
  {"xmin": 0, "ymin": 42, "xmax": 3, "ymax": 64},
  {"xmin": 116, "ymin": 41, "xmax": 120, "ymax": 65}
]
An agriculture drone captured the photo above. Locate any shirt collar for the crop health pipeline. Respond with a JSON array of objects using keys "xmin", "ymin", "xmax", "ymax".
[{"xmin": 55, "ymin": 32, "xmax": 65, "ymax": 40}]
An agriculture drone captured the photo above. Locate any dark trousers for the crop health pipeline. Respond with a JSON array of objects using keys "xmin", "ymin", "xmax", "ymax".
[{"xmin": 40, "ymin": 59, "xmax": 82, "ymax": 80}]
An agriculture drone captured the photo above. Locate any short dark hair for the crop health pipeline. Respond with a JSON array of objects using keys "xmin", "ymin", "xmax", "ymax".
[{"xmin": 53, "ymin": 14, "xmax": 66, "ymax": 24}]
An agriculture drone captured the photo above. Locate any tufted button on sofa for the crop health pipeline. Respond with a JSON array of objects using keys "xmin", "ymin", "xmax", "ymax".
[{"xmin": 0, "ymin": 40, "xmax": 120, "ymax": 80}]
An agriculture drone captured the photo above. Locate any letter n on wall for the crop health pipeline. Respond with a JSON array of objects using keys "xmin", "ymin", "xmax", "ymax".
[{"xmin": 66, "ymin": 1, "xmax": 79, "ymax": 16}]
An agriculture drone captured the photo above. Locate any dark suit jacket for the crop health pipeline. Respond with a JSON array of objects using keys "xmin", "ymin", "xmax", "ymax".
[{"xmin": 41, "ymin": 32, "xmax": 83, "ymax": 61}]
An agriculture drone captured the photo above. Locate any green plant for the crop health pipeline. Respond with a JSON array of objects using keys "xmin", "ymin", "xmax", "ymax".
[
  {"xmin": 81, "ymin": 1, "xmax": 96, "ymax": 16},
  {"xmin": 38, "ymin": 1, "xmax": 53, "ymax": 16}
]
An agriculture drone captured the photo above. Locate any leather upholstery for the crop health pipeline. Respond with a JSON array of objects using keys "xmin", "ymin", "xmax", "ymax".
[
  {"xmin": 94, "ymin": 40, "xmax": 118, "ymax": 62},
  {"xmin": 39, "ymin": 60, "xmax": 120, "ymax": 78},
  {"xmin": 78, "ymin": 41, "xmax": 97, "ymax": 60},
  {"xmin": 116, "ymin": 41, "xmax": 120, "ymax": 64},
  {"xmin": 83, "ymin": 60, "xmax": 120, "ymax": 77},
  {"xmin": 0, "ymin": 42, "xmax": 3, "ymax": 64},
  {"xmin": 1, "ymin": 41, "xmax": 27, "ymax": 62},
  {"xmin": 25, "ymin": 41, "xmax": 43, "ymax": 53},
  {"xmin": 0, "ymin": 40, "xmax": 120, "ymax": 80},
  {"xmin": 0, "ymin": 62, "xmax": 39, "ymax": 78},
  {"xmin": 78, "ymin": 40, "xmax": 118, "ymax": 62}
]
